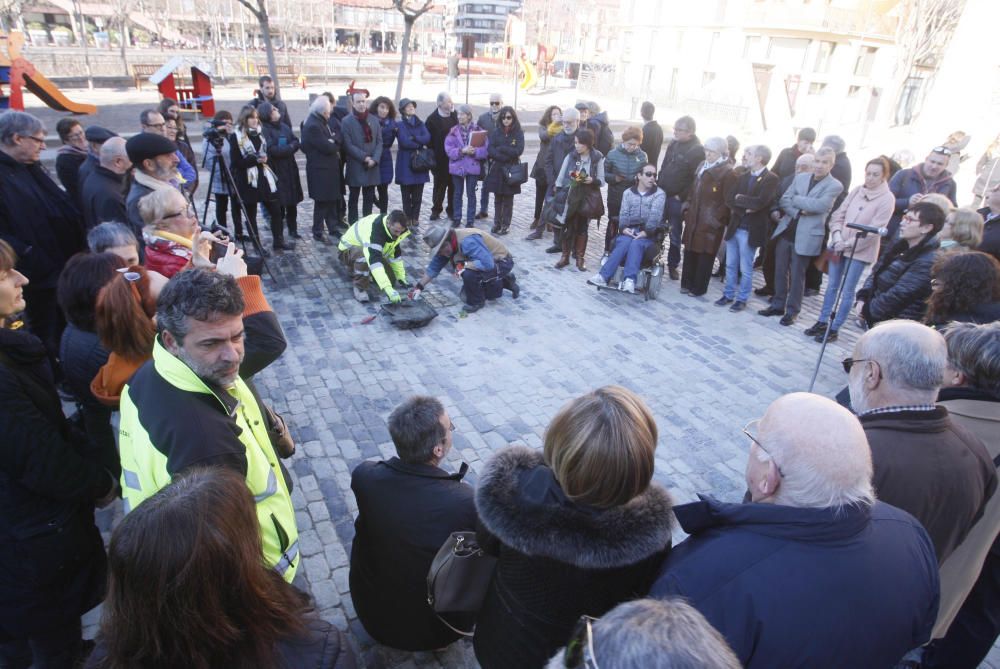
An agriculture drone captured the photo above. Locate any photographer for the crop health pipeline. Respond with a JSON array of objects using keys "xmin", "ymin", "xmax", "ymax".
[
  {"xmin": 203, "ymin": 111, "xmax": 246, "ymax": 241},
  {"xmin": 138, "ymin": 188, "xmax": 228, "ymax": 279}
]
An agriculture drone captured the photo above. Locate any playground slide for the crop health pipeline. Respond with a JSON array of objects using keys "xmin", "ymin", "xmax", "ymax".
[{"xmin": 21, "ymin": 69, "xmax": 96, "ymax": 115}]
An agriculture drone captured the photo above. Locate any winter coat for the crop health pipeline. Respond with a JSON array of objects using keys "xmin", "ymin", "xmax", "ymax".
[
  {"xmin": 376, "ymin": 117, "xmax": 396, "ymax": 185},
  {"xmin": 531, "ymin": 123, "xmax": 557, "ymax": 182},
  {"xmin": 861, "ymin": 406, "xmax": 996, "ymax": 564},
  {"xmin": 445, "ymin": 123, "xmax": 488, "ymax": 177},
  {"xmin": 830, "ymin": 151, "xmax": 852, "ymax": 209},
  {"xmin": 641, "ymin": 120, "xmax": 664, "ymax": 168},
  {"xmin": 682, "ymin": 161, "xmax": 736, "ymax": 256},
  {"xmin": 651, "ymin": 496, "xmax": 940, "ymax": 669},
  {"xmin": 772, "ymin": 145, "xmax": 808, "ymax": 181},
  {"xmin": 56, "ymin": 148, "xmax": 88, "ymax": 204},
  {"xmin": 301, "ymin": 112, "xmax": 343, "ymax": 203},
  {"xmin": 888, "ymin": 165, "xmax": 958, "ymax": 237},
  {"xmin": 0, "ymin": 151, "xmax": 85, "ymax": 290},
  {"xmin": 261, "ymin": 119, "xmax": 304, "ymax": 208},
  {"xmin": 484, "ymin": 126, "xmax": 525, "ymax": 195},
  {"xmin": 588, "ymin": 112, "xmax": 614, "ymax": 156},
  {"xmin": 604, "ymin": 145, "xmax": 648, "ymax": 219},
  {"xmin": 341, "ymin": 112, "xmax": 384, "ymax": 188},
  {"xmin": 544, "ymin": 131, "xmax": 577, "ymax": 191},
  {"xmin": 228, "ymin": 130, "xmax": 278, "ymax": 205},
  {"xmin": 556, "ymin": 149, "xmax": 607, "ymax": 223},
  {"xmin": 857, "ymin": 236, "xmax": 940, "ymax": 325},
  {"xmin": 425, "ymin": 110, "xmax": 458, "ymax": 178},
  {"xmin": 59, "ymin": 323, "xmax": 117, "ymax": 478},
  {"xmin": 0, "ymin": 327, "xmax": 111, "ymax": 638},
  {"xmin": 202, "ymin": 137, "xmax": 234, "ymax": 195},
  {"xmin": 473, "ymin": 447, "xmax": 674, "ymax": 669},
  {"xmin": 125, "ymin": 180, "xmax": 155, "ymax": 242},
  {"xmin": 349, "ymin": 457, "xmax": 477, "ymax": 651},
  {"xmin": 826, "ymin": 181, "xmax": 895, "ymax": 264},
  {"xmin": 77, "ymin": 154, "xmax": 99, "ymax": 194},
  {"xmin": 725, "ymin": 168, "xmax": 780, "ymax": 248},
  {"xmin": 618, "ymin": 186, "xmax": 666, "ymax": 236},
  {"xmin": 142, "ymin": 234, "xmax": 192, "ymax": 278},
  {"xmin": 175, "ymin": 138, "xmax": 199, "ymax": 195},
  {"xmin": 657, "ymin": 136, "xmax": 705, "ymax": 199},
  {"xmin": 80, "ymin": 165, "xmax": 127, "ymax": 230},
  {"xmin": 976, "ymin": 207, "xmax": 1000, "ymax": 262},
  {"xmin": 394, "ymin": 115, "xmax": 432, "ymax": 186},
  {"xmin": 773, "ymin": 171, "xmax": 844, "ymax": 257},
  {"xmin": 248, "ymin": 94, "xmax": 292, "ymax": 128}
]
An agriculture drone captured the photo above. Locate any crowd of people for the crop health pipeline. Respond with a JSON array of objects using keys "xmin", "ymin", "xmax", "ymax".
[{"xmin": 1, "ymin": 78, "xmax": 1000, "ymax": 669}]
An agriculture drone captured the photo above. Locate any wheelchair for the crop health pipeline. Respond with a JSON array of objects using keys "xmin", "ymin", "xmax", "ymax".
[{"xmin": 593, "ymin": 217, "xmax": 666, "ymax": 301}]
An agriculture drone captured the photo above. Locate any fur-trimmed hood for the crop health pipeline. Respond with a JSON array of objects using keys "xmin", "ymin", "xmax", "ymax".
[{"xmin": 476, "ymin": 446, "xmax": 674, "ymax": 569}]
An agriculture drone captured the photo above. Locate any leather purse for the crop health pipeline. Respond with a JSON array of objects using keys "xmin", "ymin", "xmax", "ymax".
[
  {"xmin": 426, "ymin": 531, "xmax": 497, "ymax": 636},
  {"xmin": 263, "ymin": 403, "xmax": 295, "ymax": 459},
  {"xmin": 579, "ymin": 186, "xmax": 606, "ymax": 220},
  {"xmin": 410, "ymin": 147, "xmax": 436, "ymax": 172},
  {"xmin": 503, "ymin": 161, "xmax": 529, "ymax": 187}
]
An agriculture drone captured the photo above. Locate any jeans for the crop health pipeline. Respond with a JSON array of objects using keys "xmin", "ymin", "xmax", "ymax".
[
  {"xmin": 818, "ymin": 255, "xmax": 869, "ymax": 331},
  {"xmin": 600, "ymin": 235, "xmax": 652, "ymax": 282},
  {"xmin": 723, "ymin": 228, "xmax": 755, "ymax": 302},
  {"xmin": 452, "ymin": 174, "xmax": 478, "ymax": 224},
  {"xmin": 463, "ymin": 256, "xmax": 514, "ymax": 306},
  {"xmin": 348, "ymin": 185, "xmax": 375, "ymax": 224},
  {"xmin": 664, "ymin": 196, "xmax": 685, "ymax": 270}
]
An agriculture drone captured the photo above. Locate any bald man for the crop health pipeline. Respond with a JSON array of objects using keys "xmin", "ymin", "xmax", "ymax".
[
  {"xmin": 848, "ymin": 320, "xmax": 996, "ymax": 563},
  {"xmin": 651, "ymin": 393, "xmax": 939, "ymax": 668},
  {"xmin": 80, "ymin": 136, "xmax": 132, "ymax": 230}
]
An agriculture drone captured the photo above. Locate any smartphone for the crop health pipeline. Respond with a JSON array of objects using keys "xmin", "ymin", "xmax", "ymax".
[{"xmin": 209, "ymin": 240, "xmax": 230, "ymax": 263}]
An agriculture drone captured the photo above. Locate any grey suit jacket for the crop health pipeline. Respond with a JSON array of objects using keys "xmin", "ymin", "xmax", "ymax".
[
  {"xmin": 773, "ymin": 172, "xmax": 844, "ymax": 256},
  {"xmin": 341, "ymin": 114, "xmax": 383, "ymax": 188}
]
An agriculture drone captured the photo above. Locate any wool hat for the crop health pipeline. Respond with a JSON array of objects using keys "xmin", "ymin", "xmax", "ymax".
[
  {"xmin": 258, "ymin": 101, "xmax": 276, "ymax": 122},
  {"xmin": 125, "ymin": 132, "xmax": 177, "ymax": 165},
  {"xmin": 84, "ymin": 126, "xmax": 117, "ymax": 143},
  {"xmin": 399, "ymin": 98, "xmax": 417, "ymax": 112}
]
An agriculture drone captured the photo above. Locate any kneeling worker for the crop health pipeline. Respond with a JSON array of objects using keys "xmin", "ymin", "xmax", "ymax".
[
  {"xmin": 412, "ymin": 224, "xmax": 519, "ymax": 312},
  {"xmin": 338, "ymin": 209, "xmax": 411, "ymax": 303}
]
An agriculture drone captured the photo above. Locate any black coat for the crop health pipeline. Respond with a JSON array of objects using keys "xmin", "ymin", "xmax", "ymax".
[
  {"xmin": 725, "ymin": 168, "xmax": 781, "ymax": 248},
  {"xmin": 228, "ymin": 131, "xmax": 277, "ymax": 205},
  {"xmin": 641, "ymin": 120, "xmax": 664, "ymax": 168},
  {"xmin": 301, "ymin": 112, "xmax": 343, "ymax": 203},
  {"xmin": 59, "ymin": 324, "xmax": 117, "ymax": 477},
  {"xmin": 0, "ymin": 327, "xmax": 110, "ymax": 638},
  {"xmin": 772, "ymin": 145, "xmax": 806, "ymax": 181},
  {"xmin": 657, "ymin": 136, "xmax": 705, "ymax": 199},
  {"xmin": 80, "ymin": 165, "xmax": 127, "ymax": 230},
  {"xmin": 0, "ymin": 152, "xmax": 85, "ymax": 290},
  {"xmin": 349, "ymin": 457, "xmax": 477, "ymax": 651},
  {"xmin": 77, "ymin": 153, "xmax": 99, "ymax": 194},
  {"xmin": 976, "ymin": 207, "xmax": 1000, "ymax": 262},
  {"xmin": 425, "ymin": 110, "xmax": 458, "ymax": 178},
  {"xmin": 56, "ymin": 150, "xmax": 87, "ymax": 204},
  {"xmin": 857, "ymin": 236, "xmax": 940, "ymax": 325},
  {"xmin": 472, "ymin": 447, "xmax": 674, "ymax": 669},
  {"xmin": 261, "ymin": 119, "xmax": 304, "ymax": 207},
  {"xmin": 831, "ymin": 151, "xmax": 852, "ymax": 210},
  {"xmin": 484, "ymin": 126, "xmax": 525, "ymax": 196},
  {"xmin": 249, "ymin": 94, "xmax": 292, "ymax": 128},
  {"xmin": 543, "ymin": 131, "xmax": 576, "ymax": 192}
]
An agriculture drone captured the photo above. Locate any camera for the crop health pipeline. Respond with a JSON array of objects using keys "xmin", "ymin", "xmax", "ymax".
[{"xmin": 202, "ymin": 121, "xmax": 228, "ymax": 149}]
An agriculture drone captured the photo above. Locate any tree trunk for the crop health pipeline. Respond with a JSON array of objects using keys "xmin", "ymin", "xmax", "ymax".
[
  {"xmin": 119, "ymin": 19, "xmax": 129, "ymax": 76},
  {"xmin": 394, "ymin": 17, "xmax": 414, "ymax": 105},
  {"xmin": 259, "ymin": 13, "xmax": 281, "ymax": 96}
]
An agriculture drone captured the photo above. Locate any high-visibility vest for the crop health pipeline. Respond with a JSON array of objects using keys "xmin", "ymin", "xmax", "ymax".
[{"xmin": 338, "ymin": 213, "xmax": 410, "ymax": 292}]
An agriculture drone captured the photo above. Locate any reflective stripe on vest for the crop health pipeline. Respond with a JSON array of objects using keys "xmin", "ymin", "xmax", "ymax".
[
  {"xmin": 274, "ymin": 540, "xmax": 300, "ymax": 577},
  {"xmin": 254, "ymin": 467, "xmax": 278, "ymax": 503},
  {"xmin": 122, "ymin": 468, "xmax": 142, "ymax": 492}
]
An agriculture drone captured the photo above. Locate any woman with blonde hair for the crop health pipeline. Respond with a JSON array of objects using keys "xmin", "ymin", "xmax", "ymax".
[
  {"xmin": 473, "ymin": 386, "xmax": 674, "ymax": 669},
  {"xmin": 940, "ymin": 207, "xmax": 984, "ymax": 252}
]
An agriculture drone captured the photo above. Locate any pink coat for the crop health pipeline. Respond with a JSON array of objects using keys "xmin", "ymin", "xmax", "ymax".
[
  {"xmin": 827, "ymin": 182, "xmax": 895, "ymax": 264},
  {"xmin": 444, "ymin": 123, "xmax": 489, "ymax": 176}
]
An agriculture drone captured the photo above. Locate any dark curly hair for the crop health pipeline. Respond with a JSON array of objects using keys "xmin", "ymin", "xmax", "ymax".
[
  {"xmin": 369, "ymin": 96, "xmax": 397, "ymax": 120},
  {"xmin": 925, "ymin": 251, "xmax": 1000, "ymax": 326}
]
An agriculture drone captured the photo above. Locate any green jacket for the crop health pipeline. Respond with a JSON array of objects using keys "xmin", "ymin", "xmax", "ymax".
[
  {"xmin": 118, "ymin": 339, "xmax": 299, "ymax": 582},
  {"xmin": 338, "ymin": 213, "xmax": 410, "ymax": 294}
]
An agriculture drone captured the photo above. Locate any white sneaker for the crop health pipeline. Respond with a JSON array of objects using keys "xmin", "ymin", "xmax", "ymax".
[
  {"xmin": 587, "ymin": 273, "xmax": 606, "ymax": 287},
  {"xmin": 353, "ymin": 286, "xmax": 370, "ymax": 302},
  {"xmin": 622, "ymin": 278, "xmax": 635, "ymax": 293}
]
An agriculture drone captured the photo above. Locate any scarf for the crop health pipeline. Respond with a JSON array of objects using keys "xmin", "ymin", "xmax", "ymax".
[
  {"xmin": 57, "ymin": 144, "xmax": 88, "ymax": 159},
  {"xmin": 697, "ymin": 156, "xmax": 728, "ymax": 178},
  {"xmin": 355, "ymin": 110, "xmax": 373, "ymax": 143},
  {"xmin": 235, "ymin": 128, "xmax": 277, "ymax": 194},
  {"xmin": 133, "ymin": 169, "xmax": 178, "ymax": 193},
  {"xmin": 547, "ymin": 121, "xmax": 563, "ymax": 137}
]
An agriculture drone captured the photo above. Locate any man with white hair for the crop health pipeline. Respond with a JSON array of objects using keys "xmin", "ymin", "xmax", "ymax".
[
  {"xmin": 847, "ymin": 320, "xmax": 995, "ymax": 563},
  {"xmin": 541, "ymin": 106, "xmax": 580, "ymax": 253},
  {"xmin": 80, "ymin": 136, "xmax": 131, "ymax": 230},
  {"xmin": 651, "ymin": 392, "xmax": 940, "ymax": 668},
  {"xmin": 300, "ymin": 94, "xmax": 344, "ymax": 243},
  {"xmin": 425, "ymin": 92, "xmax": 458, "ymax": 222}
]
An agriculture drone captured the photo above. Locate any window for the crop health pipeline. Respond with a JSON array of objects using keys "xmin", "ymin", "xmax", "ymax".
[
  {"xmin": 808, "ymin": 82, "xmax": 827, "ymax": 95},
  {"xmin": 854, "ymin": 46, "xmax": 877, "ymax": 76},
  {"xmin": 702, "ymin": 71, "xmax": 716, "ymax": 87},
  {"xmin": 743, "ymin": 35, "xmax": 760, "ymax": 58},
  {"xmin": 814, "ymin": 41, "xmax": 836, "ymax": 73},
  {"xmin": 847, "ymin": 85, "xmax": 861, "ymax": 97}
]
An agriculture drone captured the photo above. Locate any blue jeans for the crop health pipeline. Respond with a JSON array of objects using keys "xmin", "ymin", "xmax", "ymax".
[
  {"xmin": 818, "ymin": 255, "xmax": 869, "ymax": 331},
  {"xmin": 600, "ymin": 234, "xmax": 652, "ymax": 282},
  {"xmin": 452, "ymin": 174, "xmax": 478, "ymax": 225},
  {"xmin": 723, "ymin": 228, "xmax": 755, "ymax": 302},
  {"xmin": 664, "ymin": 196, "xmax": 685, "ymax": 270}
]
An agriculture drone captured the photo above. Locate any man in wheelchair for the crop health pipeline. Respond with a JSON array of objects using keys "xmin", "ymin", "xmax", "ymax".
[{"xmin": 587, "ymin": 165, "xmax": 666, "ymax": 293}]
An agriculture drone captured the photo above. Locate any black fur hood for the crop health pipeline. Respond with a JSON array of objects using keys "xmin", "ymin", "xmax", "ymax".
[{"xmin": 475, "ymin": 446, "xmax": 675, "ymax": 569}]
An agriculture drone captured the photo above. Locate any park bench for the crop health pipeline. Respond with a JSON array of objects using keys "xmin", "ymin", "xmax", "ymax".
[
  {"xmin": 131, "ymin": 63, "xmax": 160, "ymax": 91},
  {"xmin": 257, "ymin": 63, "xmax": 297, "ymax": 83}
]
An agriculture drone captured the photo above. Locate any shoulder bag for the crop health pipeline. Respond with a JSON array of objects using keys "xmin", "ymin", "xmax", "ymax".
[
  {"xmin": 427, "ymin": 530, "xmax": 497, "ymax": 636},
  {"xmin": 410, "ymin": 146, "xmax": 436, "ymax": 172},
  {"xmin": 503, "ymin": 162, "xmax": 529, "ymax": 187}
]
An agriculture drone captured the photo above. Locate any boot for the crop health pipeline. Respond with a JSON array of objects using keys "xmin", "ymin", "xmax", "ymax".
[
  {"xmin": 546, "ymin": 227, "xmax": 563, "ymax": 254},
  {"xmin": 526, "ymin": 226, "xmax": 544, "ymax": 240},
  {"xmin": 555, "ymin": 235, "xmax": 572, "ymax": 269},
  {"xmin": 575, "ymin": 232, "xmax": 589, "ymax": 271},
  {"xmin": 529, "ymin": 217, "xmax": 541, "ymax": 230}
]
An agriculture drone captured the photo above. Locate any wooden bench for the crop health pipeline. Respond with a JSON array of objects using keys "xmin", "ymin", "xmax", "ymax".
[
  {"xmin": 131, "ymin": 63, "xmax": 159, "ymax": 91},
  {"xmin": 256, "ymin": 64, "xmax": 297, "ymax": 83}
]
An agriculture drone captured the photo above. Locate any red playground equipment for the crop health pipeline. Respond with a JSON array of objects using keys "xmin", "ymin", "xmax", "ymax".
[
  {"xmin": 148, "ymin": 57, "xmax": 216, "ymax": 117},
  {"xmin": 1, "ymin": 31, "xmax": 96, "ymax": 114}
]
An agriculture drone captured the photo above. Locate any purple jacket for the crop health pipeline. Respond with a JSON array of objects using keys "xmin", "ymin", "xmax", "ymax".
[{"xmin": 445, "ymin": 123, "xmax": 488, "ymax": 177}]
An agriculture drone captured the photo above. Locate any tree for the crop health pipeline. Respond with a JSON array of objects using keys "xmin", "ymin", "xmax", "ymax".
[
  {"xmin": 107, "ymin": 0, "xmax": 133, "ymax": 76},
  {"xmin": 0, "ymin": 0, "xmax": 27, "ymax": 34},
  {"xmin": 237, "ymin": 0, "xmax": 280, "ymax": 95},
  {"xmin": 392, "ymin": 0, "xmax": 434, "ymax": 104}
]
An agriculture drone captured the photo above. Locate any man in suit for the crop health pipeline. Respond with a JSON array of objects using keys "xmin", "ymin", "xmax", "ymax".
[
  {"xmin": 716, "ymin": 145, "xmax": 780, "ymax": 312},
  {"xmin": 476, "ymin": 93, "xmax": 503, "ymax": 220},
  {"xmin": 759, "ymin": 147, "xmax": 843, "ymax": 325}
]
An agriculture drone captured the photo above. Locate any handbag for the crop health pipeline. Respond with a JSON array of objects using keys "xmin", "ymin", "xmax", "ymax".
[
  {"xmin": 410, "ymin": 146, "xmax": 436, "ymax": 172},
  {"xmin": 263, "ymin": 403, "xmax": 295, "ymax": 458},
  {"xmin": 541, "ymin": 188, "xmax": 569, "ymax": 228},
  {"xmin": 814, "ymin": 249, "xmax": 841, "ymax": 274},
  {"xmin": 579, "ymin": 186, "xmax": 606, "ymax": 220},
  {"xmin": 426, "ymin": 530, "xmax": 497, "ymax": 636},
  {"xmin": 503, "ymin": 161, "xmax": 529, "ymax": 187}
]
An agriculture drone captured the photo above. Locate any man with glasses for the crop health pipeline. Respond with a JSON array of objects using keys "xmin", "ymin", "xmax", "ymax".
[
  {"xmin": 657, "ymin": 116, "xmax": 705, "ymax": 280},
  {"xmin": 349, "ymin": 395, "xmax": 477, "ymax": 652},
  {"xmin": 54, "ymin": 118, "xmax": 89, "ymax": 203},
  {"xmin": 886, "ymin": 145, "xmax": 958, "ymax": 246},
  {"xmin": 587, "ymin": 163, "xmax": 664, "ymax": 293},
  {"xmin": 847, "ymin": 319, "xmax": 995, "ymax": 564},
  {"xmin": 476, "ymin": 93, "xmax": 504, "ymax": 220},
  {"xmin": 140, "ymin": 109, "xmax": 197, "ymax": 192},
  {"xmin": 0, "ymin": 111, "xmax": 86, "ymax": 368},
  {"xmin": 125, "ymin": 132, "xmax": 184, "ymax": 248},
  {"xmin": 650, "ymin": 392, "xmax": 940, "ymax": 668}
]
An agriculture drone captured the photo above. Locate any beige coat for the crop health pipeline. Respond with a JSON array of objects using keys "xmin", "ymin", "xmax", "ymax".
[{"xmin": 827, "ymin": 182, "xmax": 895, "ymax": 264}]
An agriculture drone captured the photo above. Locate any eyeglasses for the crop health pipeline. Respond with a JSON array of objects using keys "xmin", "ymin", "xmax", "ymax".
[
  {"xmin": 931, "ymin": 146, "xmax": 953, "ymax": 156},
  {"xmin": 743, "ymin": 419, "xmax": 784, "ymax": 478},
  {"xmin": 66, "ymin": 131, "xmax": 85, "ymax": 141},
  {"xmin": 564, "ymin": 615, "xmax": 600, "ymax": 669},
  {"xmin": 641, "ymin": 171, "xmax": 657, "ymax": 177},
  {"xmin": 163, "ymin": 205, "xmax": 195, "ymax": 220},
  {"xmin": 21, "ymin": 134, "xmax": 46, "ymax": 147}
]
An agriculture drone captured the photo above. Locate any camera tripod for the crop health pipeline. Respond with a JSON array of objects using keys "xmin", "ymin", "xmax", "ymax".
[{"xmin": 201, "ymin": 140, "xmax": 274, "ymax": 281}]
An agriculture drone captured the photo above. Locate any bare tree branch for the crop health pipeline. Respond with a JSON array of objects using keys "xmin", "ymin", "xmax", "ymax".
[{"xmin": 391, "ymin": 0, "xmax": 434, "ymax": 103}]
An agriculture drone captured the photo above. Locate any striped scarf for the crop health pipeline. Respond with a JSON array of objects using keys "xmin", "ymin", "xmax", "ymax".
[{"xmin": 235, "ymin": 128, "xmax": 277, "ymax": 194}]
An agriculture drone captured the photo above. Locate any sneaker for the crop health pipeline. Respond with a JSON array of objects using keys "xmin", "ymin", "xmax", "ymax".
[
  {"xmin": 622, "ymin": 278, "xmax": 635, "ymax": 293},
  {"xmin": 680, "ymin": 287, "xmax": 691, "ymax": 295},
  {"xmin": 587, "ymin": 273, "xmax": 606, "ymax": 287},
  {"xmin": 714, "ymin": 296, "xmax": 733, "ymax": 307},
  {"xmin": 814, "ymin": 329, "xmax": 838, "ymax": 343},
  {"xmin": 730, "ymin": 301, "xmax": 747, "ymax": 312},
  {"xmin": 353, "ymin": 286, "xmax": 370, "ymax": 303},
  {"xmin": 803, "ymin": 321, "xmax": 828, "ymax": 337}
]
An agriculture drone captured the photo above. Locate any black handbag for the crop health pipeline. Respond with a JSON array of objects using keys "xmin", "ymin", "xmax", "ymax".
[
  {"xmin": 503, "ymin": 162, "xmax": 529, "ymax": 187},
  {"xmin": 427, "ymin": 530, "xmax": 497, "ymax": 636},
  {"xmin": 579, "ymin": 186, "xmax": 606, "ymax": 220},
  {"xmin": 410, "ymin": 147, "xmax": 436, "ymax": 172}
]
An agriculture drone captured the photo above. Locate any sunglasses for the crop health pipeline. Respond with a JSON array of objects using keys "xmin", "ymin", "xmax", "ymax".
[
  {"xmin": 842, "ymin": 357, "xmax": 871, "ymax": 373},
  {"xmin": 931, "ymin": 145, "xmax": 953, "ymax": 156},
  {"xmin": 564, "ymin": 615, "xmax": 600, "ymax": 669},
  {"xmin": 490, "ymin": 101, "xmax": 502, "ymax": 106}
]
